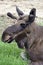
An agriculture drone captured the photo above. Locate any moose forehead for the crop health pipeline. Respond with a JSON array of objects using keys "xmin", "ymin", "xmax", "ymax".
[{"xmin": 18, "ymin": 15, "xmax": 29, "ymax": 21}]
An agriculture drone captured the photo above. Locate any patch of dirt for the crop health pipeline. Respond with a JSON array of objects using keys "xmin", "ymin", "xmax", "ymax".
[{"xmin": 0, "ymin": 0, "xmax": 43, "ymax": 17}]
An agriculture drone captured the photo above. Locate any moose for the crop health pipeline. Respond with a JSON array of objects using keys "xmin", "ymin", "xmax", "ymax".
[{"xmin": 1, "ymin": 7, "xmax": 43, "ymax": 65}]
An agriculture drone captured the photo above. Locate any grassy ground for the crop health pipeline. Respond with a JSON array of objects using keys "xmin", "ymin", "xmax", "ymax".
[{"xmin": 0, "ymin": 40, "xmax": 28, "ymax": 65}]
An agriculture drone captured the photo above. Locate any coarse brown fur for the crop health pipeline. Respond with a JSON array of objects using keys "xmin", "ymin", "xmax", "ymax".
[{"xmin": 1, "ymin": 7, "xmax": 43, "ymax": 65}]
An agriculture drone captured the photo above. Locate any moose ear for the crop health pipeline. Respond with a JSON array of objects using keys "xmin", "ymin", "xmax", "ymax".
[
  {"xmin": 16, "ymin": 6, "xmax": 24, "ymax": 16},
  {"xmin": 29, "ymin": 8, "xmax": 36, "ymax": 17},
  {"xmin": 29, "ymin": 14, "xmax": 35, "ymax": 24},
  {"xmin": 28, "ymin": 8, "xmax": 36, "ymax": 24},
  {"xmin": 7, "ymin": 12, "xmax": 17, "ymax": 19}
]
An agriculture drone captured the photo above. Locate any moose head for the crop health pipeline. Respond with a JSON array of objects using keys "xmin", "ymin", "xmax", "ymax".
[{"xmin": 1, "ymin": 7, "xmax": 36, "ymax": 49}]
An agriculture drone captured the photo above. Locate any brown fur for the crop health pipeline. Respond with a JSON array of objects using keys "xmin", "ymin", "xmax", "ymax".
[{"xmin": 1, "ymin": 7, "xmax": 43, "ymax": 65}]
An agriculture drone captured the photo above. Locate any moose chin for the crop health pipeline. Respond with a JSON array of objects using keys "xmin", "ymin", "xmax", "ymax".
[{"xmin": 2, "ymin": 6, "xmax": 43, "ymax": 65}]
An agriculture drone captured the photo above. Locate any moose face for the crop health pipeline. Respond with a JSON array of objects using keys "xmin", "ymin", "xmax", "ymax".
[
  {"xmin": 1, "ymin": 7, "xmax": 36, "ymax": 48},
  {"xmin": 2, "ymin": 24, "xmax": 27, "ymax": 48}
]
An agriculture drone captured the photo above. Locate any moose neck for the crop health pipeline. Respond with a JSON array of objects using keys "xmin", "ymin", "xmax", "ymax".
[
  {"xmin": 25, "ymin": 22, "xmax": 39, "ymax": 35},
  {"xmin": 29, "ymin": 22, "xmax": 39, "ymax": 33}
]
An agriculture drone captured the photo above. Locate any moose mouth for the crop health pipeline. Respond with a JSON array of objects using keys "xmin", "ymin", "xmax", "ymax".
[
  {"xmin": 3, "ymin": 36, "xmax": 14, "ymax": 43},
  {"xmin": 1, "ymin": 33, "xmax": 13, "ymax": 43}
]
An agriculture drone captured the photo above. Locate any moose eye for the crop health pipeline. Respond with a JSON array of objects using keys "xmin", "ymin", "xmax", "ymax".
[
  {"xmin": 19, "ymin": 17, "xmax": 23, "ymax": 20},
  {"xmin": 20, "ymin": 23, "xmax": 26, "ymax": 28}
]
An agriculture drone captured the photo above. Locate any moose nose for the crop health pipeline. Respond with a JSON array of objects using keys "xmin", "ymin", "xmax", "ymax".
[{"xmin": 2, "ymin": 32, "xmax": 11, "ymax": 42}]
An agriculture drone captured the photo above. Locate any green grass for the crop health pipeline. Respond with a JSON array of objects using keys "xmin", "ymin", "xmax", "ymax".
[{"xmin": 0, "ymin": 41, "xmax": 28, "ymax": 65}]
